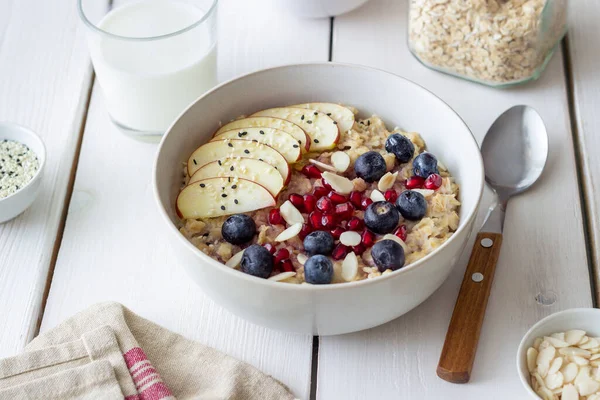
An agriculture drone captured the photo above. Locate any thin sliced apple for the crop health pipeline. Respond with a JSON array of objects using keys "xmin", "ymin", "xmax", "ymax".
[
  {"xmin": 291, "ymin": 102, "xmax": 355, "ymax": 133},
  {"xmin": 210, "ymin": 128, "xmax": 301, "ymax": 163},
  {"xmin": 187, "ymin": 140, "xmax": 290, "ymax": 184},
  {"xmin": 214, "ymin": 117, "xmax": 310, "ymax": 152},
  {"xmin": 189, "ymin": 158, "xmax": 284, "ymax": 198},
  {"xmin": 251, "ymin": 107, "xmax": 340, "ymax": 152},
  {"xmin": 177, "ymin": 177, "xmax": 275, "ymax": 219}
]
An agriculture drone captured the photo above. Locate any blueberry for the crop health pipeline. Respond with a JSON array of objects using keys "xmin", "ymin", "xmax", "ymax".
[
  {"xmin": 364, "ymin": 201, "xmax": 400, "ymax": 234},
  {"xmin": 240, "ymin": 244, "xmax": 273, "ymax": 278},
  {"xmin": 304, "ymin": 255, "xmax": 333, "ymax": 284},
  {"xmin": 412, "ymin": 152, "xmax": 439, "ymax": 178},
  {"xmin": 385, "ymin": 133, "xmax": 415, "ymax": 163},
  {"xmin": 371, "ymin": 239, "xmax": 405, "ymax": 272},
  {"xmin": 354, "ymin": 151, "xmax": 387, "ymax": 182},
  {"xmin": 221, "ymin": 214, "xmax": 256, "ymax": 245},
  {"xmin": 303, "ymin": 230, "xmax": 335, "ymax": 256},
  {"xmin": 396, "ymin": 190, "xmax": 427, "ymax": 220}
]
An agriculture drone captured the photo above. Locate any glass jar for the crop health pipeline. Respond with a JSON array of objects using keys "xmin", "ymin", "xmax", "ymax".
[{"xmin": 407, "ymin": 0, "xmax": 568, "ymax": 88}]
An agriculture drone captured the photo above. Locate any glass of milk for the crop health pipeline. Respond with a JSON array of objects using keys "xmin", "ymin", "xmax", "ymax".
[{"xmin": 78, "ymin": 0, "xmax": 218, "ymax": 137}]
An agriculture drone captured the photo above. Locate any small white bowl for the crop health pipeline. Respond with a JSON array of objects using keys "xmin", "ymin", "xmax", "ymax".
[
  {"xmin": 274, "ymin": 0, "xmax": 370, "ymax": 18},
  {"xmin": 0, "ymin": 122, "xmax": 46, "ymax": 223},
  {"xmin": 517, "ymin": 308, "xmax": 600, "ymax": 399}
]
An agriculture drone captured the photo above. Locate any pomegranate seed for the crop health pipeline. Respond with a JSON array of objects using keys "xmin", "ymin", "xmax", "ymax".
[
  {"xmin": 313, "ymin": 186, "xmax": 330, "ymax": 198},
  {"xmin": 330, "ymin": 226, "xmax": 345, "ymax": 239},
  {"xmin": 280, "ymin": 259, "xmax": 294, "ymax": 272},
  {"xmin": 360, "ymin": 198, "xmax": 373, "ymax": 210},
  {"xmin": 299, "ymin": 223, "xmax": 312, "ymax": 240},
  {"xmin": 327, "ymin": 191, "xmax": 347, "ymax": 204},
  {"xmin": 394, "ymin": 225, "xmax": 407, "ymax": 241},
  {"xmin": 263, "ymin": 243, "xmax": 276, "ymax": 254},
  {"xmin": 349, "ymin": 191, "xmax": 363, "ymax": 208},
  {"xmin": 303, "ymin": 194, "xmax": 316, "ymax": 212},
  {"xmin": 269, "ymin": 208, "xmax": 284, "ymax": 225},
  {"xmin": 384, "ymin": 189, "xmax": 398, "ymax": 203},
  {"xmin": 424, "ymin": 173, "xmax": 442, "ymax": 190},
  {"xmin": 347, "ymin": 217, "xmax": 364, "ymax": 231},
  {"xmin": 316, "ymin": 196, "xmax": 334, "ymax": 214},
  {"xmin": 361, "ymin": 230, "xmax": 376, "ymax": 247},
  {"xmin": 274, "ymin": 248, "xmax": 290, "ymax": 265},
  {"xmin": 321, "ymin": 214, "xmax": 336, "ymax": 229},
  {"xmin": 405, "ymin": 176, "xmax": 425, "ymax": 189},
  {"xmin": 301, "ymin": 164, "xmax": 322, "ymax": 179},
  {"xmin": 309, "ymin": 211, "xmax": 323, "ymax": 229},
  {"xmin": 321, "ymin": 179, "xmax": 333, "ymax": 191},
  {"xmin": 332, "ymin": 244, "xmax": 349, "ymax": 260},
  {"xmin": 352, "ymin": 244, "xmax": 366, "ymax": 255},
  {"xmin": 334, "ymin": 202, "xmax": 355, "ymax": 220},
  {"xmin": 289, "ymin": 193, "xmax": 304, "ymax": 210}
]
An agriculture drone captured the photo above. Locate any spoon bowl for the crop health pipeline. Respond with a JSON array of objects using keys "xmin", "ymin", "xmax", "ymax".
[{"xmin": 481, "ymin": 105, "xmax": 548, "ymax": 199}]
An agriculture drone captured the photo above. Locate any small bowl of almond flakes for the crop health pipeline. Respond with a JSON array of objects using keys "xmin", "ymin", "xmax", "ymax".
[{"xmin": 517, "ymin": 308, "xmax": 600, "ymax": 400}]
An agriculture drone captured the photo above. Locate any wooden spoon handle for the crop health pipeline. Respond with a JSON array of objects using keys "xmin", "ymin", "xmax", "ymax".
[{"xmin": 437, "ymin": 231, "xmax": 503, "ymax": 384}]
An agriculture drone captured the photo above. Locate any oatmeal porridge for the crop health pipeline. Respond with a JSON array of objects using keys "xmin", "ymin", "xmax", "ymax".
[{"xmin": 176, "ymin": 103, "xmax": 460, "ymax": 284}]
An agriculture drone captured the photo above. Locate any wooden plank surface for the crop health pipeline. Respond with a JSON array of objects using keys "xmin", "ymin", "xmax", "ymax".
[
  {"xmin": 0, "ymin": 0, "xmax": 97, "ymax": 358},
  {"xmin": 318, "ymin": 0, "xmax": 592, "ymax": 398},
  {"xmin": 38, "ymin": 1, "xmax": 329, "ymax": 398},
  {"xmin": 567, "ymin": 0, "xmax": 600, "ymax": 299}
]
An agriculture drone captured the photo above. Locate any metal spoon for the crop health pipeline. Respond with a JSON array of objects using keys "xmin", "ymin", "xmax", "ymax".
[{"xmin": 437, "ymin": 105, "xmax": 548, "ymax": 384}]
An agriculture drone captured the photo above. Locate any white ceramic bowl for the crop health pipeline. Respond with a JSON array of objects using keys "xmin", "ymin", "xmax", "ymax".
[
  {"xmin": 273, "ymin": 0, "xmax": 370, "ymax": 18},
  {"xmin": 0, "ymin": 122, "xmax": 46, "ymax": 223},
  {"xmin": 517, "ymin": 308, "xmax": 600, "ymax": 399},
  {"xmin": 153, "ymin": 63, "xmax": 484, "ymax": 335}
]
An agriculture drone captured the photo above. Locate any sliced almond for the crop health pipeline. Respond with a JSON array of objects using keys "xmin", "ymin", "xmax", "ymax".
[
  {"xmin": 591, "ymin": 354, "xmax": 600, "ymax": 361},
  {"xmin": 331, "ymin": 151, "xmax": 350, "ymax": 172},
  {"xmin": 544, "ymin": 371, "xmax": 564, "ymax": 390},
  {"xmin": 309, "ymin": 158, "xmax": 337, "ymax": 172},
  {"xmin": 341, "ymin": 252, "xmax": 358, "ymax": 282},
  {"xmin": 340, "ymin": 231, "xmax": 361, "ymax": 246},
  {"xmin": 560, "ymin": 347, "xmax": 592, "ymax": 358},
  {"xmin": 370, "ymin": 189, "xmax": 386, "ymax": 202},
  {"xmin": 275, "ymin": 223, "xmax": 303, "ymax": 242},
  {"xmin": 561, "ymin": 362, "xmax": 579, "ymax": 383},
  {"xmin": 297, "ymin": 253, "xmax": 308, "ymax": 265},
  {"xmin": 580, "ymin": 338, "xmax": 599, "ymax": 350},
  {"xmin": 577, "ymin": 377, "xmax": 600, "ymax": 396},
  {"xmin": 537, "ymin": 346, "xmax": 556, "ymax": 377},
  {"xmin": 551, "ymin": 332, "xmax": 566, "ymax": 342},
  {"xmin": 411, "ymin": 188, "xmax": 435, "ymax": 197},
  {"xmin": 437, "ymin": 160, "xmax": 448, "ymax": 172},
  {"xmin": 382, "ymin": 234, "xmax": 409, "ymax": 252},
  {"xmin": 579, "ymin": 336, "xmax": 590, "ymax": 346},
  {"xmin": 322, "ymin": 171, "xmax": 354, "ymax": 194},
  {"xmin": 527, "ymin": 347, "xmax": 539, "ymax": 373},
  {"xmin": 575, "ymin": 366, "xmax": 591, "ymax": 386},
  {"xmin": 280, "ymin": 200, "xmax": 304, "ymax": 225},
  {"xmin": 588, "ymin": 394, "xmax": 600, "ymax": 400},
  {"xmin": 225, "ymin": 249, "xmax": 244, "ymax": 268},
  {"xmin": 549, "ymin": 357, "xmax": 563, "ymax": 374},
  {"xmin": 377, "ymin": 172, "xmax": 398, "ymax": 192},
  {"xmin": 545, "ymin": 336, "xmax": 569, "ymax": 348},
  {"xmin": 566, "ymin": 330, "xmax": 586, "ymax": 345},
  {"xmin": 268, "ymin": 271, "xmax": 296, "ymax": 282},
  {"xmin": 573, "ymin": 356, "xmax": 590, "ymax": 366},
  {"xmin": 534, "ymin": 337, "xmax": 543, "ymax": 350},
  {"xmin": 561, "ymin": 383, "xmax": 578, "ymax": 400},
  {"xmin": 535, "ymin": 386, "xmax": 554, "ymax": 400}
]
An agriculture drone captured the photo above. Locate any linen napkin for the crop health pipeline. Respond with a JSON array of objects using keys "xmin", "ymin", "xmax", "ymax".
[{"xmin": 0, "ymin": 302, "xmax": 296, "ymax": 400}]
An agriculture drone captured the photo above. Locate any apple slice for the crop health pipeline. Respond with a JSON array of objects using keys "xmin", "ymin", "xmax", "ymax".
[
  {"xmin": 291, "ymin": 102, "xmax": 355, "ymax": 134},
  {"xmin": 177, "ymin": 177, "xmax": 275, "ymax": 219},
  {"xmin": 214, "ymin": 117, "xmax": 310, "ymax": 152},
  {"xmin": 187, "ymin": 139, "xmax": 290, "ymax": 184},
  {"xmin": 189, "ymin": 158, "xmax": 284, "ymax": 197},
  {"xmin": 251, "ymin": 107, "xmax": 340, "ymax": 152},
  {"xmin": 210, "ymin": 128, "xmax": 301, "ymax": 163}
]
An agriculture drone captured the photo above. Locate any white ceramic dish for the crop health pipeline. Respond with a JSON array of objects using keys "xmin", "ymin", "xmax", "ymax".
[
  {"xmin": 517, "ymin": 308, "xmax": 600, "ymax": 399},
  {"xmin": 0, "ymin": 122, "xmax": 46, "ymax": 223},
  {"xmin": 153, "ymin": 63, "xmax": 484, "ymax": 335},
  {"xmin": 273, "ymin": 0, "xmax": 370, "ymax": 18}
]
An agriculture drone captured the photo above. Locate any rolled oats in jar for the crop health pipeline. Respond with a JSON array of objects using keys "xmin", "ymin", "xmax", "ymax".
[{"xmin": 408, "ymin": 0, "xmax": 568, "ymax": 87}]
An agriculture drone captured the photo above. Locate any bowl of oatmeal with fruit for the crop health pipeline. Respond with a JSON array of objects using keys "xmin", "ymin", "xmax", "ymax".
[{"xmin": 154, "ymin": 63, "xmax": 484, "ymax": 335}]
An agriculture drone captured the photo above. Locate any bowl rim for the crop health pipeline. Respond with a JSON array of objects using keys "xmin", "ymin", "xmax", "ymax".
[
  {"xmin": 153, "ymin": 61, "xmax": 485, "ymax": 291},
  {"xmin": 516, "ymin": 307, "xmax": 600, "ymax": 398},
  {"xmin": 0, "ymin": 121, "xmax": 46, "ymax": 204}
]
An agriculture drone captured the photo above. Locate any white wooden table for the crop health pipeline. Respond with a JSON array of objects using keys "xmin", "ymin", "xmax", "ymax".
[{"xmin": 0, "ymin": 1, "xmax": 598, "ymax": 398}]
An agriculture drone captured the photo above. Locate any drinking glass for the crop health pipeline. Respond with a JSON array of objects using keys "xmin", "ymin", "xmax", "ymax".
[{"xmin": 79, "ymin": 0, "xmax": 218, "ymax": 137}]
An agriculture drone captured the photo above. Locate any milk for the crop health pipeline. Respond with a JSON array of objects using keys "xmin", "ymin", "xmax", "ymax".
[{"xmin": 88, "ymin": 0, "xmax": 217, "ymax": 133}]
